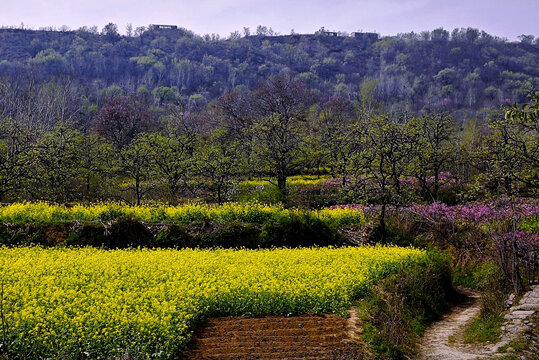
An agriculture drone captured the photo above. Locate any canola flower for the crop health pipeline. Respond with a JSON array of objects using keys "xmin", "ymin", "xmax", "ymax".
[
  {"xmin": 0, "ymin": 201, "xmax": 365, "ymax": 226},
  {"xmin": 240, "ymin": 175, "xmax": 333, "ymax": 188},
  {"xmin": 0, "ymin": 246, "xmax": 424, "ymax": 359}
]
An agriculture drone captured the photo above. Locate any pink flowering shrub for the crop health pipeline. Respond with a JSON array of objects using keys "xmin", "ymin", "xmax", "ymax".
[
  {"xmin": 405, "ymin": 197, "xmax": 539, "ymax": 224},
  {"xmin": 335, "ymin": 198, "xmax": 539, "ymax": 285}
]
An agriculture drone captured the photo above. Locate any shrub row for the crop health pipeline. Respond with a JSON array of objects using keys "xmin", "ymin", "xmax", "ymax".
[{"xmin": 0, "ymin": 215, "xmax": 346, "ymax": 249}]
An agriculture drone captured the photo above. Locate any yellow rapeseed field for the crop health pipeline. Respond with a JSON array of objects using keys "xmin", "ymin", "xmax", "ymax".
[
  {"xmin": 0, "ymin": 201, "xmax": 365, "ymax": 226},
  {"xmin": 0, "ymin": 246, "xmax": 424, "ymax": 359}
]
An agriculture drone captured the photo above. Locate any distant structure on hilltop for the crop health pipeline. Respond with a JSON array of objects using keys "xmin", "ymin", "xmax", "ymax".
[
  {"xmin": 150, "ymin": 24, "xmax": 178, "ymax": 31},
  {"xmin": 316, "ymin": 27, "xmax": 379, "ymax": 40},
  {"xmin": 321, "ymin": 30, "xmax": 339, "ymax": 37},
  {"xmin": 352, "ymin": 32, "xmax": 379, "ymax": 42}
]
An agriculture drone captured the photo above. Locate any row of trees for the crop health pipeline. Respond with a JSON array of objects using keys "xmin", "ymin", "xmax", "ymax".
[{"xmin": 0, "ymin": 75, "xmax": 537, "ymax": 206}]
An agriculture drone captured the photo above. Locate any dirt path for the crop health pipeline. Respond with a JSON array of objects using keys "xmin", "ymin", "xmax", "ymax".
[
  {"xmin": 418, "ymin": 287, "xmax": 491, "ymax": 360},
  {"xmin": 418, "ymin": 285, "xmax": 539, "ymax": 360}
]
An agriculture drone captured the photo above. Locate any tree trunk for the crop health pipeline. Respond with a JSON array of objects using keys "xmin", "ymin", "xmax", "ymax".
[
  {"xmin": 510, "ymin": 197, "xmax": 522, "ymax": 294},
  {"xmin": 504, "ymin": 176, "xmax": 512, "ymax": 196},
  {"xmin": 342, "ymin": 159, "xmax": 347, "ymax": 187},
  {"xmin": 135, "ymin": 176, "xmax": 142, "ymax": 206},
  {"xmin": 380, "ymin": 202, "xmax": 387, "ymax": 243},
  {"xmin": 512, "ymin": 236, "xmax": 523, "ymax": 295},
  {"xmin": 277, "ymin": 171, "xmax": 287, "ymax": 196},
  {"xmin": 169, "ymin": 180, "xmax": 178, "ymax": 202},
  {"xmin": 433, "ymin": 168, "xmax": 440, "ymax": 201},
  {"xmin": 217, "ymin": 184, "xmax": 222, "ymax": 205}
]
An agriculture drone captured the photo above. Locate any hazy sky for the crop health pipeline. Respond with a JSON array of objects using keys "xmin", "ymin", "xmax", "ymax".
[{"xmin": 1, "ymin": 0, "xmax": 537, "ymax": 40}]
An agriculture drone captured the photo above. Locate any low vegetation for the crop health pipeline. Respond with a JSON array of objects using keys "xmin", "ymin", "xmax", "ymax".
[
  {"xmin": 358, "ymin": 251, "xmax": 453, "ymax": 358},
  {"xmin": 464, "ymin": 315, "xmax": 505, "ymax": 344},
  {"xmin": 0, "ymin": 202, "xmax": 366, "ymax": 249}
]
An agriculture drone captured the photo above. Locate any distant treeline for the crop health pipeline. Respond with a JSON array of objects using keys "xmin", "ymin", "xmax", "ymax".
[{"xmin": 0, "ymin": 24, "xmax": 537, "ymax": 121}]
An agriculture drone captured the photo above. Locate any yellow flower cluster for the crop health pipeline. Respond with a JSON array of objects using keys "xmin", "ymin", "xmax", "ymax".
[
  {"xmin": 240, "ymin": 175, "xmax": 332, "ymax": 188},
  {"xmin": 318, "ymin": 207, "xmax": 366, "ymax": 225},
  {"xmin": 0, "ymin": 201, "xmax": 365, "ymax": 226},
  {"xmin": 0, "ymin": 246, "xmax": 424, "ymax": 358}
]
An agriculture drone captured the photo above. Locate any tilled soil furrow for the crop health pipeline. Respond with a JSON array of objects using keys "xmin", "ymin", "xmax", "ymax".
[{"xmin": 182, "ymin": 314, "xmax": 360, "ymax": 359}]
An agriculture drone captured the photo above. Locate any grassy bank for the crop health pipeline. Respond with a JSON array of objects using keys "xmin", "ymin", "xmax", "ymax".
[{"xmin": 357, "ymin": 251, "xmax": 454, "ymax": 359}]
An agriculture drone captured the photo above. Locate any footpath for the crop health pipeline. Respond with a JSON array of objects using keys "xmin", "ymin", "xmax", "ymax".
[{"xmin": 418, "ymin": 285, "xmax": 539, "ymax": 360}]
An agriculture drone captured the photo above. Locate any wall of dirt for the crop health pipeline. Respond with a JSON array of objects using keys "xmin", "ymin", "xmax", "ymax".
[{"xmin": 182, "ymin": 314, "xmax": 368, "ymax": 360}]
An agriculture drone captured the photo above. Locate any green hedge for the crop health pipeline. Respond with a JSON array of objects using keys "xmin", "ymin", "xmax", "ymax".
[{"xmin": 0, "ymin": 215, "xmax": 346, "ymax": 249}]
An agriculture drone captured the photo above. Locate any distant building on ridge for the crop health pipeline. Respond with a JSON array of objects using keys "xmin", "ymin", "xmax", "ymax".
[
  {"xmin": 321, "ymin": 31, "xmax": 339, "ymax": 37},
  {"xmin": 151, "ymin": 25, "xmax": 178, "ymax": 31},
  {"xmin": 352, "ymin": 32, "xmax": 379, "ymax": 42}
]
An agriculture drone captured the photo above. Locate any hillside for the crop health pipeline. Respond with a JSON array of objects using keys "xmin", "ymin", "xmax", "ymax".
[{"xmin": 0, "ymin": 25, "xmax": 537, "ymax": 117}]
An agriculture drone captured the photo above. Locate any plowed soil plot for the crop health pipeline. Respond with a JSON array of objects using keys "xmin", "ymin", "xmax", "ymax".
[{"xmin": 183, "ymin": 314, "xmax": 365, "ymax": 359}]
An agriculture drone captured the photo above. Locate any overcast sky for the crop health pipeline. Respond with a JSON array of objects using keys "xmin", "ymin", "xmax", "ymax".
[{"xmin": 1, "ymin": 0, "xmax": 537, "ymax": 40}]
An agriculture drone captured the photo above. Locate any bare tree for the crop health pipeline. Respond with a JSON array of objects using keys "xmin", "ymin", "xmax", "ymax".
[
  {"xmin": 93, "ymin": 95, "xmax": 152, "ymax": 150},
  {"xmin": 250, "ymin": 75, "xmax": 310, "ymax": 195},
  {"xmin": 0, "ymin": 117, "xmax": 36, "ymax": 201}
]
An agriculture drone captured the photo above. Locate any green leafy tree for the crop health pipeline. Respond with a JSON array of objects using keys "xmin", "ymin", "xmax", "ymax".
[
  {"xmin": 78, "ymin": 133, "xmax": 115, "ymax": 200},
  {"xmin": 25, "ymin": 126, "xmax": 84, "ymax": 202},
  {"xmin": 486, "ymin": 93, "xmax": 539, "ymax": 194},
  {"xmin": 318, "ymin": 96, "xmax": 359, "ymax": 186},
  {"xmin": 119, "ymin": 134, "xmax": 156, "ymax": 205},
  {"xmin": 147, "ymin": 114, "xmax": 196, "ymax": 202},
  {"xmin": 353, "ymin": 115, "xmax": 411, "ymax": 240},
  {"xmin": 194, "ymin": 129, "xmax": 244, "ymax": 204},
  {"xmin": 407, "ymin": 112, "xmax": 457, "ymax": 201}
]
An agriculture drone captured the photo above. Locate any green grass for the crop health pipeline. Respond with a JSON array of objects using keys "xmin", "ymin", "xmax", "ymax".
[
  {"xmin": 496, "ymin": 355, "xmax": 521, "ymax": 360},
  {"xmin": 464, "ymin": 315, "xmax": 504, "ymax": 343},
  {"xmin": 510, "ymin": 337, "xmax": 528, "ymax": 352}
]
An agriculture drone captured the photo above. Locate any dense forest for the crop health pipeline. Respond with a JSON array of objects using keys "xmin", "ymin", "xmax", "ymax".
[{"xmin": 0, "ymin": 24, "xmax": 537, "ymax": 120}]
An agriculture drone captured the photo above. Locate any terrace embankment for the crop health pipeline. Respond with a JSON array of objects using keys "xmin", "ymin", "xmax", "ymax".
[{"xmin": 182, "ymin": 311, "xmax": 368, "ymax": 359}]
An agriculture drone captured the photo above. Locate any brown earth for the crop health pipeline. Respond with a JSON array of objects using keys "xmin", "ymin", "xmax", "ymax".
[{"xmin": 182, "ymin": 310, "xmax": 369, "ymax": 359}]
